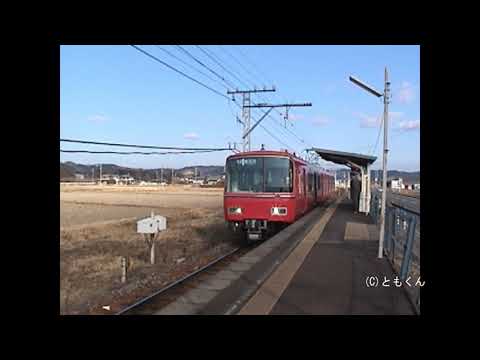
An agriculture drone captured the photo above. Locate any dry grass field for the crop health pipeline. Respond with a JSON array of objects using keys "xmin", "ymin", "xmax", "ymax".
[{"xmin": 60, "ymin": 184, "xmax": 240, "ymax": 315}]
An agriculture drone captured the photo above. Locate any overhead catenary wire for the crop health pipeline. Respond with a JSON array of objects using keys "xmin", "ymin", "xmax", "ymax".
[
  {"xmin": 235, "ymin": 45, "xmax": 275, "ymax": 87},
  {"xmin": 60, "ymin": 138, "xmax": 231, "ymax": 151},
  {"xmin": 174, "ymin": 45, "xmax": 235, "ymax": 89},
  {"xmin": 195, "ymin": 45, "xmax": 252, "ymax": 89},
  {"xmin": 130, "ymin": 45, "xmax": 229, "ymax": 100},
  {"xmin": 60, "ymin": 149, "xmax": 222, "ymax": 155},
  {"xmin": 218, "ymin": 45, "xmax": 310, "ymax": 148},
  {"xmin": 187, "ymin": 45, "xmax": 297, "ymax": 152},
  {"xmin": 217, "ymin": 45, "xmax": 259, "ymax": 89},
  {"xmin": 154, "ymin": 45, "xmax": 228, "ymax": 90},
  {"xmin": 206, "ymin": 46, "xmax": 305, "ymax": 151},
  {"xmin": 132, "ymin": 45, "xmax": 294, "ymax": 153}
]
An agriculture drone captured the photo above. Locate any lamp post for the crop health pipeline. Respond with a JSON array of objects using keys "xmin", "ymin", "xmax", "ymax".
[{"xmin": 349, "ymin": 68, "xmax": 390, "ymax": 259}]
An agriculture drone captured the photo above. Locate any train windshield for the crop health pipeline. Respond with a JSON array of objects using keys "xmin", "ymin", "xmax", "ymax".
[{"xmin": 226, "ymin": 157, "xmax": 293, "ymax": 193}]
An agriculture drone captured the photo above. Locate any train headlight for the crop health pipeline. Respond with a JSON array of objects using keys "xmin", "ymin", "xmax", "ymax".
[
  {"xmin": 228, "ymin": 207, "xmax": 242, "ymax": 214},
  {"xmin": 271, "ymin": 207, "xmax": 287, "ymax": 216}
]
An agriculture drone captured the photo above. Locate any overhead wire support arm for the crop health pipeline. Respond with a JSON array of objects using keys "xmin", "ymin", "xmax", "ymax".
[
  {"xmin": 243, "ymin": 102, "xmax": 312, "ymax": 108},
  {"xmin": 227, "ymin": 87, "xmax": 276, "ymax": 95},
  {"xmin": 242, "ymin": 107, "xmax": 273, "ymax": 139}
]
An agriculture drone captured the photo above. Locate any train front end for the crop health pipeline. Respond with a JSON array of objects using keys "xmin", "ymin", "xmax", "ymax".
[{"xmin": 224, "ymin": 151, "xmax": 296, "ymax": 242}]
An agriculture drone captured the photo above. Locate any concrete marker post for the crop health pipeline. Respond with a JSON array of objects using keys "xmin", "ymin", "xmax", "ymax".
[{"xmin": 121, "ymin": 256, "xmax": 127, "ymax": 283}]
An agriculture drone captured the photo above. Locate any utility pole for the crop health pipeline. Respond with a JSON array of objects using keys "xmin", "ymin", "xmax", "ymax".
[
  {"xmin": 99, "ymin": 164, "xmax": 102, "ymax": 184},
  {"xmin": 378, "ymin": 68, "xmax": 390, "ymax": 259},
  {"xmin": 227, "ymin": 87, "xmax": 276, "ymax": 152},
  {"xmin": 349, "ymin": 69, "xmax": 389, "ymax": 259},
  {"xmin": 171, "ymin": 168, "xmax": 174, "ymax": 184},
  {"xmin": 160, "ymin": 167, "xmax": 163, "ymax": 183}
]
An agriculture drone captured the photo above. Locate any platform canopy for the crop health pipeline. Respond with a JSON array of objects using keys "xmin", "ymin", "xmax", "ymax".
[
  {"xmin": 308, "ymin": 148, "xmax": 377, "ymax": 170},
  {"xmin": 308, "ymin": 148, "xmax": 377, "ymax": 214}
]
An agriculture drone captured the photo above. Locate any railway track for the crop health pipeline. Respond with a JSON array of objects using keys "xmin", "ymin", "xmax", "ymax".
[{"xmin": 115, "ymin": 244, "xmax": 256, "ymax": 315}]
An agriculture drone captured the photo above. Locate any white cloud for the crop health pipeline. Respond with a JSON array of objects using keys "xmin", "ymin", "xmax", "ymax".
[
  {"xmin": 87, "ymin": 114, "xmax": 109, "ymax": 123},
  {"xmin": 396, "ymin": 81, "xmax": 415, "ymax": 104},
  {"xmin": 183, "ymin": 132, "xmax": 200, "ymax": 140},
  {"xmin": 311, "ymin": 116, "xmax": 330, "ymax": 126},
  {"xmin": 356, "ymin": 113, "xmax": 381, "ymax": 128},
  {"xmin": 398, "ymin": 120, "xmax": 420, "ymax": 131},
  {"xmin": 389, "ymin": 111, "xmax": 404, "ymax": 119},
  {"xmin": 288, "ymin": 113, "xmax": 304, "ymax": 121}
]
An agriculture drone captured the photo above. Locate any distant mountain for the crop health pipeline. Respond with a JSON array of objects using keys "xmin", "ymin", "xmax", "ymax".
[{"xmin": 60, "ymin": 162, "xmax": 224, "ymax": 181}]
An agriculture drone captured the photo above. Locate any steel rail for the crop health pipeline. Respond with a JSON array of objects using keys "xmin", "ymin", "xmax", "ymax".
[{"xmin": 115, "ymin": 246, "xmax": 242, "ymax": 315}]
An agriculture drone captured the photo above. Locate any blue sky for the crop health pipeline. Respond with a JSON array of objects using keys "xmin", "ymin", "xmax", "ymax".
[{"xmin": 60, "ymin": 45, "xmax": 420, "ymax": 171}]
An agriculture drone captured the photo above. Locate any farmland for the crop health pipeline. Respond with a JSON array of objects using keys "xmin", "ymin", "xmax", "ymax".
[{"xmin": 60, "ymin": 184, "xmax": 239, "ymax": 315}]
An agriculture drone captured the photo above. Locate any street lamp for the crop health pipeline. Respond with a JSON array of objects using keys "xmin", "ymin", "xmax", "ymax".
[{"xmin": 349, "ymin": 68, "xmax": 390, "ymax": 259}]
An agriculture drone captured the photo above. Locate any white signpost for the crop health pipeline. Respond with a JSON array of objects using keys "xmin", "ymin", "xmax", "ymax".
[{"xmin": 137, "ymin": 212, "xmax": 167, "ymax": 265}]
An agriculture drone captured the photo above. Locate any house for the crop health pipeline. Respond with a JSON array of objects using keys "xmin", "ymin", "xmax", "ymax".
[
  {"xmin": 100, "ymin": 175, "xmax": 119, "ymax": 184},
  {"xmin": 118, "ymin": 175, "xmax": 135, "ymax": 185},
  {"xmin": 75, "ymin": 173, "xmax": 85, "ymax": 180},
  {"xmin": 387, "ymin": 177, "xmax": 403, "ymax": 191},
  {"xmin": 205, "ymin": 175, "xmax": 223, "ymax": 185}
]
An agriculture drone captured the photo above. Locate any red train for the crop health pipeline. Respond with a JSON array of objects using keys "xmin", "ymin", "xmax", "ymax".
[{"xmin": 224, "ymin": 149, "xmax": 336, "ymax": 242}]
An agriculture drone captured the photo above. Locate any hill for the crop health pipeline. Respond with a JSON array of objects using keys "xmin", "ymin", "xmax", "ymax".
[{"xmin": 60, "ymin": 162, "xmax": 224, "ymax": 181}]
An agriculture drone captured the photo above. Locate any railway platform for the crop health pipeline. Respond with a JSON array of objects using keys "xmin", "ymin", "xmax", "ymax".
[{"xmin": 237, "ymin": 195, "xmax": 416, "ymax": 315}]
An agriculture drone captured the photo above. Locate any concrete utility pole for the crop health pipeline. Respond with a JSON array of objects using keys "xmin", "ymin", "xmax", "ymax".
[
  {"xmin": 349, "ymin": 69, "xmax": 390, "ymax": 259},
  {"xmin": 227, "ymin": 87, "xmax": 276, "ymax": 152},
  {"xmin": 99, "ymin": 164, "xmax": 102, "ymax": 183},
  {"xmin": 378, "ymin": 68, "xmax": 390, "ymax": 259}
]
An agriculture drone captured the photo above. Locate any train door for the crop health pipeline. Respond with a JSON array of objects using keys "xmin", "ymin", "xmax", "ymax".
[
  {"xmin": 313, "ymin": 172, "xmax": 318, "ymax": 204},
  {"xmin": 303, "ymin": 168, "xmax": 307, "ymax": 213}
]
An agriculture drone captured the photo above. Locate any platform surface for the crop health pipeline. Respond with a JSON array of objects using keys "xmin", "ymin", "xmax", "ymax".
[{"xmin": 241, "ymin": 198, "xmax": 416, "ymax": 315}]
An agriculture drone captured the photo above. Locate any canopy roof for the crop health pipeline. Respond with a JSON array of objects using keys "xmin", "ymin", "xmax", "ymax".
[{"xmin": 309, "ymin": 148, "xmax": 377, "ymax": 169}]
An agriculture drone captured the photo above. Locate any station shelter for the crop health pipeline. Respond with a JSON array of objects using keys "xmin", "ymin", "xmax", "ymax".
[{"xmin": 309, "ymin": 148, "xmax": 377, "ymax": 214}]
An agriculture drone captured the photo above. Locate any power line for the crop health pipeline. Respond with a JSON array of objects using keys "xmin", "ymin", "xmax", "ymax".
[
  {"xmin": 235, "ymin": 46, "xmax": 275, "ymax": 86},
  {"xmin": 60, "ymin": 138, "xmax": 231, "ymax": 151},
  {"xmin": 171, "ymin": 45, "xmax": 294, "ymax": 151},
  {"xmin": 60, "ymin": 149, "xmax": 222, "ymax": 155},
  {"xmin": 130, "ymin": 45, "xmax": 229, "ymax": 100},
  {"xmin": 211, "ymin": 47, "xmax": 304, "ymax": 150},
  {"xmin": 217, "ymin": 46, "xmax": 260, "ymax": 88},
  {"xmin": 174, "ymin": 45, "xmax": 233, "ymax": 89},
  {"xmin": 195, "ymin": 45, "xmax": 251, "ymax": 89},
  {"xmin": 154, "ymin": 45, "xmax": 228, "ymax": 90},
  {"xmin": 222, "ymin": 46, "xmax": 309, "ymax": 147},
  {"xmin": 193, "ymin": 45, "xmax": 303, "ymax": 153}
]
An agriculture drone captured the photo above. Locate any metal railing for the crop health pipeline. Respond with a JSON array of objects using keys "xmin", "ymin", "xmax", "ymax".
[{"xmin": 371, "ymin": 190, "xmax": 421, "ymax": 314}]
